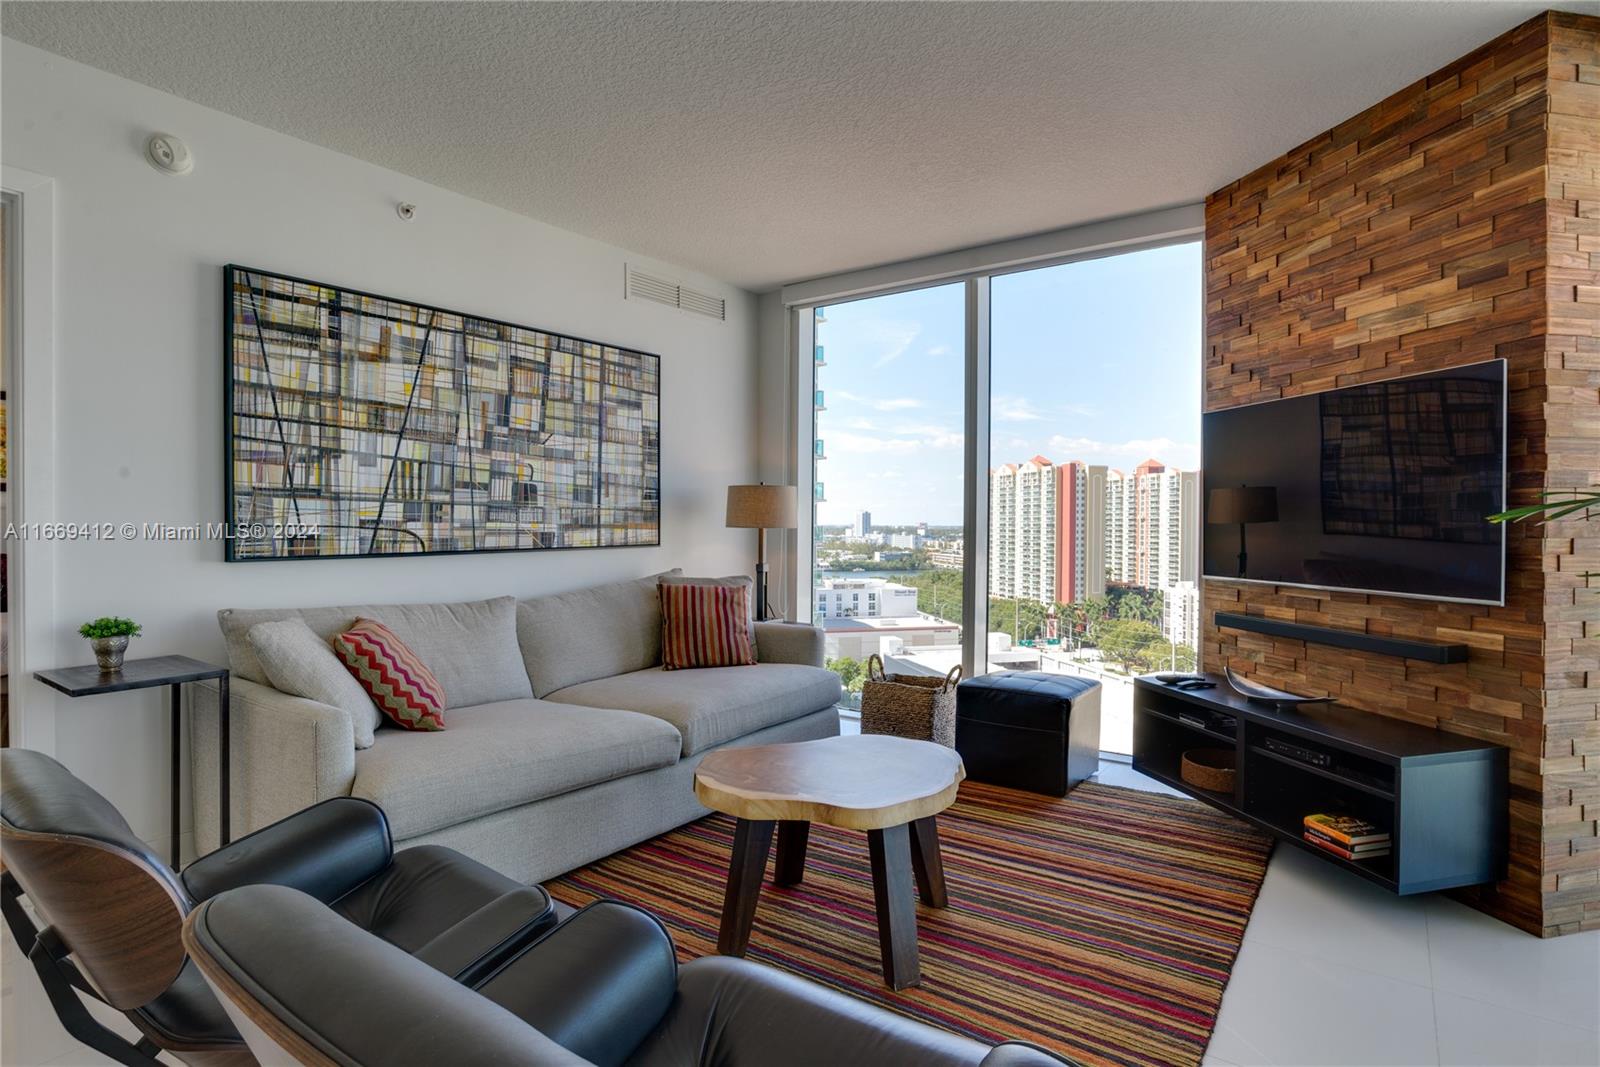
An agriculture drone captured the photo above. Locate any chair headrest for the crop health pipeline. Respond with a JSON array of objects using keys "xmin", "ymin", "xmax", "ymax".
[
  {"xmin": 1, "ymin": 748, "xmax": 192, "ymax": 1010},
  {"xmin": 1, "ymin": 748, "xmax": 184, "ymax": 899},
  {"xmin": 185, "ymin": 885, "xmax": 593, "ymax": 1066}
]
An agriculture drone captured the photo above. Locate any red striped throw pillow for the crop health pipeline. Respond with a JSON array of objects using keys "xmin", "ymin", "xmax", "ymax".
[
  {"xmin": 659, "ymin": 579, "xmax": 757, "ymax": 670},
  {"xmin": 331, "ymin": 619, "xmax": 446, "ymax": 731}
]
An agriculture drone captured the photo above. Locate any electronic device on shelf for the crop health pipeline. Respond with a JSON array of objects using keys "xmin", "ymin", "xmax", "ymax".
[
  {"xmin": 1223, "ymin": 667, "xmax": 1334, "ymax": 707},
  {"xmin": 1263, "ymin": 736, "xmax": 1333, "ymax": 769},
  {"xmin": 1179, "ymin": 710, "xmax": 1237, "ymax": 737},
  {"xmin": 1152, "ymin": 672, "xmax": 1207, "ymax": 685}
]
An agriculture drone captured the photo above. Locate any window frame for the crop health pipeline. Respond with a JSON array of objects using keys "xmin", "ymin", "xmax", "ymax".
[{"xmin": 790, "ymin": 205, "xmax": 1205, "ymax": 690}]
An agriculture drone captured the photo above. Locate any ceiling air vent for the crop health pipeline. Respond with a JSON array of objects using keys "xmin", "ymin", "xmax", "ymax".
[{"xmin": 625, "ymin": 266, "xmax": 726, "ymax": 322}]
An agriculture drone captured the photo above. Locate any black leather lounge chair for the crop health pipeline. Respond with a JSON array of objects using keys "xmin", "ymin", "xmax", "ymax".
[
  {"xmin": 184, "ymin": 882, "xmax": 1075, "ymax": 1067},
  {"xmin": 0, "ymin": 748, "xmax": 560, "ymax": 1066}
]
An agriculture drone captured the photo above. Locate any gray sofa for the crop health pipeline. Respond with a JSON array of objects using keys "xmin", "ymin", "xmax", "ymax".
[{"xmin": 190, "ymin": 572, "xmax": 841, "ymax": 883}]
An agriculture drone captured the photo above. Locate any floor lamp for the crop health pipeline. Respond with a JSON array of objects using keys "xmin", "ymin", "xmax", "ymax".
[{"xmin": 726, "ymin": 484, "xmax": 797, "ymax": 622}]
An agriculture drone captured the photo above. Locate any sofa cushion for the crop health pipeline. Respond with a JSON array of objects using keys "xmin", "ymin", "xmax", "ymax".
[
  {"xmin": 547, "ymin": 664, "xmax": 843, "ymax": 757},
  {"xmin": 219, "ymin": 596, "xmax": 532, "ymax": 709},
  {"xmin": 350, "ymin": 699, "xmax": 682, "ymax": 839},
  {"xmin": 518, "ymin": 570, "xmax": 681, "ymax": 698},
  {"xmin": 658, "ymin": 578, "xmax": 757, "ymax": 671},
  {"xmin": 333, "ymin": 619, "xmax": 447, "ymax": 732},
  {"xmin": 248, "ymin": 619, "xmax": 383, "ymax": 748}
]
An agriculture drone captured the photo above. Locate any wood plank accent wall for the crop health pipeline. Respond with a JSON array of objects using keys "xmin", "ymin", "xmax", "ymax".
[{"xmin": 1203, "ymin": 10, "xmax": 1599, "ymax": 936}]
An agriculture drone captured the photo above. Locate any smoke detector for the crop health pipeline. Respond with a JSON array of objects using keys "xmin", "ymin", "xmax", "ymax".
[{"xmin": 145, "ymin": 133, "xmax": 193, "ymax": 176}]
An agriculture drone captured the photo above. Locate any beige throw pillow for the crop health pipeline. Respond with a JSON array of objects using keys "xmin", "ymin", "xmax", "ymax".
[{"xmin": 247, "ymin": 618, "xmax": 383, "ymax": 749}]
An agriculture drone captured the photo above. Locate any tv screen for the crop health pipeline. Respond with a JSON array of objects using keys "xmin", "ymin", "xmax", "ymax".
[{"xmin": 1202, "ymin": 359, "xmax": 1506, "ymax": 604}]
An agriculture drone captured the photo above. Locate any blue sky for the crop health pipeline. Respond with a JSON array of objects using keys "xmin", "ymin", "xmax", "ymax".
[{"xmin": 815, "ymin": 241, "xmax": 1203, "ymax": 526}]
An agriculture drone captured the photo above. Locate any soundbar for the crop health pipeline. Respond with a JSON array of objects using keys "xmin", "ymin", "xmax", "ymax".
[{"xmin": 1213, "ymin": 612, "xmax": 1469, "ymax": 664}]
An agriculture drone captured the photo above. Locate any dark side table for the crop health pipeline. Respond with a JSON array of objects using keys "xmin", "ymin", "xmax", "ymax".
[{"xmin": 34, "ymin": 655, "xmax": 229, "ymax": 868}]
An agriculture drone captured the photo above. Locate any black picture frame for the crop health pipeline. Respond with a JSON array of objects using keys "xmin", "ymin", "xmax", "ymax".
[{"xmin": 223, "ymin": 264, "xmax": 662, "ymax": 562}]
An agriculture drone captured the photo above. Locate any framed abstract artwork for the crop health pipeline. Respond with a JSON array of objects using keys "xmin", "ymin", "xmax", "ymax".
[{"xmin": 225, "ymin": 265, "xmax": 660, "ymax": 560}]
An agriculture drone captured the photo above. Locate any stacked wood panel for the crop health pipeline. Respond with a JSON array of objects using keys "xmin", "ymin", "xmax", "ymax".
[{"xmin": 1203, "ymin": 10, "xmax": 1598, "ymax": 936}]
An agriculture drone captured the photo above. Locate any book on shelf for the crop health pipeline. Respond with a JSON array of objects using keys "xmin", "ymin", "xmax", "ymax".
[
  {"xmin": 1303, "ymin": 813, "xmax": 1390, "ymax": 846},
  {"xmin": 1304, "ymin": 827, "xmax": 1390, "ymax": 853},
  {"xmin": 1304, "ymin": 832, "xmax": 1391, "ymax": 861}
]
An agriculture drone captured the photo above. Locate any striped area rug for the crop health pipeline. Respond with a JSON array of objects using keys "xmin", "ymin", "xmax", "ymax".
[{"xmin": 547, "ymin": 780, "xmax": 1272, "ymax": 1067}]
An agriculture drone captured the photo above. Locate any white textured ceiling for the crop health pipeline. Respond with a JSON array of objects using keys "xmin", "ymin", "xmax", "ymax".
[{"xmin": 1, "ymin": 1, "xmax": 1554, "ymax": 290}]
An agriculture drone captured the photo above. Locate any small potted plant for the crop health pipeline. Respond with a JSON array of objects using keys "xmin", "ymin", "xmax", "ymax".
[{"xmin": 79, "ymin": 617, "xmax": 142, "ymax": 672}]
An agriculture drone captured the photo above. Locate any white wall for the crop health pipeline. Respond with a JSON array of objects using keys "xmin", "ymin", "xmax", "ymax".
[{"xmin": 1, "ymin": 39, "xmax": 758, "ymax": 858}]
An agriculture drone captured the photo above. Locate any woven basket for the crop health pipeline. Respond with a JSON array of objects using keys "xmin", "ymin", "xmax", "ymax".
[
  {"xmin": 859, "ymin": 654, "xmax": 961, "ymax": 748},
  {"xmin": 1181, "ymin": 748, "xmax": 1237, "ymax": 793}
]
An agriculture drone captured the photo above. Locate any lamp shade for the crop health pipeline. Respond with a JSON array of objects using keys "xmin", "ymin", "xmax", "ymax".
[
  {"xmin": 726, "ymin": 484, "xmax": 797, "ymax": 529},
  {"xmin": 1208, "ymin": 486, "xmax": 1278, "ymax": 525}
]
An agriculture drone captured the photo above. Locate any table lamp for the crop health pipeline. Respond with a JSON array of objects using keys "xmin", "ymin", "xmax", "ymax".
[
  {"xmin": 726, "ymin": 483, "xmax": 797, "ymax": 621},
  {"xmin": 1208, "ymin": 485, "xmax": 1278, "ymax": 579}
]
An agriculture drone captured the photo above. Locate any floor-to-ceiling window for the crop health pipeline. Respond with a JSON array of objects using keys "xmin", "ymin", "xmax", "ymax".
[
  {"xmin": 986, "ymin": 242, "xmax": 1202, "ymax": 753},
  {"xmin": 797, "ymin": 228, "xmax": 1203, "ymax": 751},
  {"xmin": 810, "ymin": 284, "xmax": 967, "ymax": 713}
]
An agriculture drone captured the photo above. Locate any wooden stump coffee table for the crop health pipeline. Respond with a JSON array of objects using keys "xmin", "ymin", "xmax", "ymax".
[{"xmin": 693, "ymin": 733, "xmax": 966, "ymax": 990}]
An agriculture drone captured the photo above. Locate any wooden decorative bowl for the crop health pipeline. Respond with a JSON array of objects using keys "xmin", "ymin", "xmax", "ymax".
[{"xmin": 1181, "ymin": 748, "xmax": 1237, "ymax": 793}]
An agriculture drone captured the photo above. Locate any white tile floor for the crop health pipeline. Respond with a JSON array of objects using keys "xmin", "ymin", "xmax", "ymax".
[
  {"xmin": 4, "ymin": 759, "xmax": 1596, "ymax": 1066},
  {"xmin": 1097, "ymin": 761, "xmax": 1600, "ymax": 1067}
]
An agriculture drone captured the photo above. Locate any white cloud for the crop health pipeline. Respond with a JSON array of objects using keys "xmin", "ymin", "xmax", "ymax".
[
  {"xmin": 993, "ymin": 395, "xmax": 1046, "ymax": 422},
  {"xmin": 1044, "ymin": 434, "xmax": 1200, "ymax": 471},
  {"xmin": 829, "ymin": 428, "xmax": 963, "ymax": 455},
  {"xmin": 890, "ymin": 422, "xmax": 966, "ymax": 448},
  {"xmin": 927, "ymin": 345, "xmax": 952, "ymax": 357},
  {"xmin": 831, "ymin": 390, "xmax": 924, "ymax": 413},
  {"xmin": 991, "ymin": 395, "xmax": 1097, "ymax": 422},
  {"xmin": 867, "ymin": 322, "xmax": 921, "ymax": 368}
]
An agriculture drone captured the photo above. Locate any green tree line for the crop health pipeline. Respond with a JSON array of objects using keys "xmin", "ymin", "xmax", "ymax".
[{"xmin": 842, "ymin": 570, "xmax": 1197, "ymax": 677}]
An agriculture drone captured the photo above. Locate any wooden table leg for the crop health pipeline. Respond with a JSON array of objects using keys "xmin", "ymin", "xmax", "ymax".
[
  {"xmin": 909, "ymin": 816, "xmax": 948, "ymax": 907},
  {"xmin": 717, "ymin": 818, "xmax": 774, "ymax": 956},
  {"xmin": 774, "ymin": 820, "xmax": 810, "ymax": 886},
  {"xmin": 867, "ymin": 823, "xmax": 920, "ymax": 990}
]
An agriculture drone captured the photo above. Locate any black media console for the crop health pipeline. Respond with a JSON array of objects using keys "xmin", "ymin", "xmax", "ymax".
[{"xmin": 1132, "ymin": 674, "xmax": 1507, "ymax": 894}]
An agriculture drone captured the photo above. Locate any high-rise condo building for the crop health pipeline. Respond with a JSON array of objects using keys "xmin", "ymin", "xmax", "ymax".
[
  {"xmin": 989, "ymin": 457, "xmax": 1107, "ymax": 606},
  {"xmin": 992, "ymin": 454, "xmax": 1195, "ymax": 607},
  {"xmin": 989, "ymin": 457, "xmax": 1056, "ymax": 603},
  {"xmin": 1104, "ymin": 459, "xmax": 1199, "ymax": 591},
  {"xmin": 1163, "ymin": 580, "xmax": 1202, "ymax": 648}
]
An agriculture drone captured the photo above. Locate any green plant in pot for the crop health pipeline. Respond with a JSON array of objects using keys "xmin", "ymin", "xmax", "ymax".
[{"xmin": 78, "ymin": 617, "xmax": 142, "ymax": 672}]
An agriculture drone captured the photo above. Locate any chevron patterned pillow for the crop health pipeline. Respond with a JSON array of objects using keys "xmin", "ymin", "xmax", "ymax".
[{"xmin": 331, "ymin": 619, "xmax": 446, "ymax": 731}]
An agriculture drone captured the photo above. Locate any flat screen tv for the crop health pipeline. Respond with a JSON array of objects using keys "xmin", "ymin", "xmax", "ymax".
[{"xmin": 1202, "ymin": 359, "xmax": 1506, "ymax": 605}]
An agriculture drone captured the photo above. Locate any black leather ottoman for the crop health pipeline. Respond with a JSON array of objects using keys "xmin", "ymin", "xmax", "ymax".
[{"xmin": 955, "ymin": 673, "xmax": 1101, "ymax": 796}]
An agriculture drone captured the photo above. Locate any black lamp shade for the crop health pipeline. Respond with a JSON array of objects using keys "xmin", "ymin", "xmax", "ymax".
[{"xmin": 1209, "ymin": 486, "xmax": 1278, "ymax": 525}]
